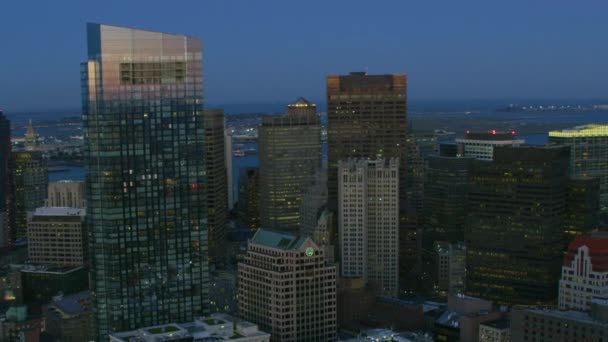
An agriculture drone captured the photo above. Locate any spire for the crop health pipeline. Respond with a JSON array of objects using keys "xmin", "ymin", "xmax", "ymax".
[{"xmin": 25, "ymin": 119, "xmax": 38, "ymax": 151}]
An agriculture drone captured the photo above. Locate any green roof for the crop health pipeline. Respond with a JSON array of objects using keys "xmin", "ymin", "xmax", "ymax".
[{"xmin": 251, "ymin": 229, "xmax": 307, "ymax": 250}]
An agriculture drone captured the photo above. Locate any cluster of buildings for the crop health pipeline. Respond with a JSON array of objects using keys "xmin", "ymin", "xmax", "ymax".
[{"xmin": 0, "ymin": 22, "xmax": 607, "ymax": 342}]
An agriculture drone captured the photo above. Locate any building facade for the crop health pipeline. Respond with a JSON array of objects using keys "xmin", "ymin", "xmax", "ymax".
[
  {"xmin": 43, "ymin": 291, "xmax": 95, "ymax": 342},
  {"xmin": 258, "ymin": 98, "xmax": 321, "ymax": 232},
  {"xmin": 478, "ymin": 319, "xmax": 510, "ymax": 342},
  {"xmin": 83, "ymin": 23, "xmax": 208, "ymax": 337},
  {"xmin": 298, "ymin": 168, "xmax": 327, "ymax": 238},
  {"xmin": 326, "ymin": 73, "xmax": 409, "ymax": 269},
  {"xmin": 203, "ymin": 109, "xmax": 229, "ymax": 265},
  {"xmin": 27, "ymin": 207, "xmax": 86, "ymax": 266},
  {"xmin": 511, "ymin": 298, "xmax": 608, "ymax": 342},
  {"xmin": 237, "ymin": 167, "xmax": 260, "ymax": 231},
  {"xmin": 237, "ymin": 229, "xmax": 337, "ymax": 341},
  {"xmin": 0, "ymin": 111, "xmax": 12, "ymax": 248},
  {"xmin": 338, "ymin": 158, "xmax": 399, "ymax": 296},
  {"xmin": 46, "ymin": 180, "xmax": 86, "ymax": 208},
  {"xmin": 559, "ymin": 232, "xmax": 608, "ymax": 311},
  {"xmin": 11, "ymin": 151, "xmax": 48, "ymax": 240},
  {"xmin": 455, "ymin": 131, "xmax": 524, "ymax": 161},
  {"xmin": 466, "ymin": 145, "xmax": 571, "ymax": 305},
  {"xmin": 549, "ymin": 124, "xmax": 608, "ymax": 212}
]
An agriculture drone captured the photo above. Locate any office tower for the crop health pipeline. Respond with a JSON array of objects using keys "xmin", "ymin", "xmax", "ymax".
[
  {"xmin": 455, "ymin": 130, "xmax": 524, "ymax": 161},
  {"xmin": 46, "ymin": 180, "xmax": 86, "ymax": 208},
  {"xmin": 258, "ymin": 98, "xmax": 321, "ymax": 232},
  {"xmin": 564, "ymin": 177, "xmax": 600, "ymax": 239},
  {"xmin": 511, "ymin": 298, "xmax": 608, "ymax": 341},
  {"xmin": 559, "ymin": 232, "xmax": 608, "ymax": 311},
  {"xmin": 465, "ymin": 145, "xmax": 571, "ymax": 305},
  {"xmin": 24, "ymin": 120, "xmax": 39, "ymax": 152},
  {"xmin": 298, "ymin": 168, "xmax": 327, "ymax": 237},
  {"xmin": 203, "ymin": 109, "xmax": 229, "ymax": 265},
  {"xmin": 237, "ymin": 167, "xmax": 260, "ymax": 231},
  {"xmin": 11, "ymin": 151, "xmax": 48, "ymax": 240},
  {"xmin": 338, "ymin": 158, "xmax": 399, "ymax": 296},
  {"xmin": 27, "ymin": 207, "xmax": 86, "ymax": 266},
  {"xmin": 549, "ymin": 124, "xmax": 608, "ymax": 212},
  {"xmin": 0, "ymin": 111, "xmax": 11, "ymax": 248},
  {"xmin": 83, "ymin": 23, "xmax": 208, "ymax": 337},
  {"xmin": 405, "ymin": 135, "xmax": 425, "ymax": 213},
  {"xmin": 237, "ymin": 229, "xmax": 337, "ymax": 341},
  {"xmin": 225, "ymin": 129, "xmax": 234, "ymax": 210},
  {"xmin": 423, "ymin": 156, "xmax": 472, "ymax": 245},
  {"xmin": 326, "ymin": 72, "xmax": 409, "ymax": 268},
  {"xmin": 434, "ymin": 242, "xmax": 467, "ymax": 295},
  {"xmin": 43, "ymin": 291, "xmax": 95, "ymax": 342}
]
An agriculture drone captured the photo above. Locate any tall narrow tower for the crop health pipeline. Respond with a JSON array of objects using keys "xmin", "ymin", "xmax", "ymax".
[{"xmin": 83, "ymin": 23, "xmax": 208, "ymax": 338}]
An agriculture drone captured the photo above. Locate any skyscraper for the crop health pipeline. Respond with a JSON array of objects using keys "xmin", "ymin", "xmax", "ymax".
[
  {"xmin": 338, "ymin": 158, "xmax": 400, "ymax": 296},
  {"xmin": 237, "ymin": 167, "xmax": 260, "ymax": 232},
  {"xmin": 24, "ymin": 120, "xmax": 39, "ymax": 152},
  {"xmin": 46, "ymin": 180, "xmax": 86, "ymax": 208},
  {"xmin": 326, "ymin": 72, "xmax": 409, "ymax": 267},
  {"xmin": 203, "ymin": 109, "xmax": 229, "ymax": 265},
  {"xmin": 465, "ymin": 145, "xmax": 571, "ymax": 305},
  {"xmin": 549, "ymin": 124, "xmax": 608, "ymax": 212},
  {"xmin": 11, "ymin": 151, "xmax": 48, "ymax": 240},
  {"xmin": 237, "ymin": 229, "xmax": 337, "ymax": 341},
  {"xmin": 258, "ymin": 98, "xmax": 321, "ymax": 232},
  {"xmin": 0, "ymin": 111, "xmax": 12, "ymax": 248},
  {"xmin": 83, "ymin": 23, "xmax": 208, "ymax": 337},
  {"xmin": 224, "ymin": 129, "xmax": 234, "ymax": 211}
]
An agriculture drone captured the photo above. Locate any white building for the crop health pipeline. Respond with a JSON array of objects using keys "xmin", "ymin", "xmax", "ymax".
[
  {"xmin": 559, "ymin": 232, "xmax": 608, "ymax": 311},
  {"xmin": 455, "ymin": 131, "xmax": 523, "ymax": 161},
  {"xmin": 46, "ymin": 180, "xmax": 85, "ymax": 208},
  {"xmin": 109, "ymin": 313, "xmax": 270, "ymax": 342},
  {"xmin": 338, "ymin": 158, "xmax": 399, "ymax": 296}
]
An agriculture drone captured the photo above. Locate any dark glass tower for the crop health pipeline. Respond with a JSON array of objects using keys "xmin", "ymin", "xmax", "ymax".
[
  {"xmin": 11, "ymin": 151, "xmax": 47, "ymax": 240},
  {"xmin": 83, "ymin": 23, "xmax": 208, "ymax": 338},
  {"xmin": 465, "ymin": 145, "xmax": 571, "ymax": 305},
  {"xmin": 0, "ymin": 111, "xmax": 12, "ymax": 248},
  {"xmin": 203, "ymin": 109, "xmax": 228, "ymax": 265},
  {"xmin": 326, "ymin": 72, "xmax": 409, "ymax": 266},
  {"xmin": 258, "ymin": 98, "xmax": 321, "ymax": 232}
]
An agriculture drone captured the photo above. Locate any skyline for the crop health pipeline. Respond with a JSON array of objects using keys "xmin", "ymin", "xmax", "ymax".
[{"xmin": 2, "ymin": 0, "xmax": 608, "ymax": 112}]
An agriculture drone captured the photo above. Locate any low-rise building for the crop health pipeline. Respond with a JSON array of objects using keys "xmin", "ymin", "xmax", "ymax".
[
  {"xmin": 109, "ymin": 313, "xmax": 270, "ymax": 342},
  {"xmin": 20, "ymin": 265, "xmax": 88, "ymax": 305},
  {"xmin": 43, "ymin": 291, "xmax": 95, "ymax": 342},
  {"xmin": 478, "ymin": 319, "xmax": 510, "ymax": 342},
  {"xmin": 511, "ymin": 298, "xmax": 608, "ymax": 341}
]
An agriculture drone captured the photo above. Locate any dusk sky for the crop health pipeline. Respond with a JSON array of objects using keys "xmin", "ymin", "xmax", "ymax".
[{"xmin": 1, "ymin": 0, "xmax": 608, "ymax": 112}]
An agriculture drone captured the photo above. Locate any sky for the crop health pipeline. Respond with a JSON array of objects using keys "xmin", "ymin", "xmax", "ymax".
[{"xmin": 1, "ymin": 0, "xmax": 608, "ymax": 112}]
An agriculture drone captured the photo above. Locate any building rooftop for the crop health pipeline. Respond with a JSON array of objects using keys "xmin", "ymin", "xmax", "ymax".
[
  {"xmin": 549, "ymin": 124, "xmax": 608, "ymax": 138},
  {"xmin": 32, "ymin": 207, "xmax": 86, "ymax": 217},
  {"xmin": 288, "ymin": 97, "xmax": 315, "ymax": 107},
  {"xmin": 480, "ymin": 318, "xmax": 510, "ymax": 330},
  {"xmin": 20, "ymin": 264, "xmax": 84, "ymax": 275},
  {"xmin": 250, "ymin": 229, "xmax": 307, "ymax": 250},
  {"xmin": 50, "ymin": 291, "xmax": 92, "ymax": 315},
  {"xmin": 526, "ymin": 308, "xmax": 608, "ymax": 326}
]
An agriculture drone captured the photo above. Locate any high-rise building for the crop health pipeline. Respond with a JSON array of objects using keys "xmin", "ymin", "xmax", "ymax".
[
  {"xmin": 225, "ymin": 129, "xmax": 234, "ymax": 211},
  {"xmin": 549, "ymin": 124, "xmax": 608, "ymax": 212},
  {"xmin": 11, "ymin": 151, "xmax": 48, "ymax": 240},
  {"xmin": 559, "ymin": 232, "xmax": 608, "ymax": 311},
  {"xmin": 298, "ymin": 168, "xmax": 327, "ymax": 238},
  {"xmin": 0, "ymin": 111, "xmax": 12, "ymax": 248},
  {"xmin": 237, "ymin": 229, "xmax": 337, "ymax": 341},
  {"xmin": 434, "ymin": 241, "xmax": 467, "ymax": 296},
  {"xmin": 465, "ymin": 145, "xmax": 571, "ymax": 305},
  {"xmin": 46, "ymin": 180, "xmax": 86, "ymax": 208},
  {"xmin": 27, "ymin": 207, "xmax": 86, "ymax": 267},
  {"xmin": 83, "ymin": 23, "xmax": 208, "ymax": 337},
  {"xmin": 203, "ymin": 109, "xmax": 229, "ymax": 265},
  {"xmin": 423, "ymin": 156, "xmax": 473, "ymax": 245},
  {"xmin": 24, "ymin": 120, "xmax": 39, "ymax": 152},
  {"xmin": 326, "ymin": 72, "xmax": 409, "ymax": 268},
  {"xmin": 338, "ymin": 158, "xmax": 399, "ymax": 296},
  {"xmin": 258, "ymin": 98, "xmax": 321, "ymax": 232},
  {"xmin": 455, "ymin": 130, "xmax": 523, "ymax": 161},
  {"xmin": 237, "ymin": 167, "xmax": 260, "ymax": 231},
  {"xmin": 563, "ymin": 176, "xmax": 600, "ymax": 239}
]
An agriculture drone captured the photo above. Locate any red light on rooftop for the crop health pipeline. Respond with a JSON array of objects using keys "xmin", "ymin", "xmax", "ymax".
[
  {"xmin": 466, "ymin": 130, "xmax": 470, "ymax": 134},
  {"xmin": 492, "ymin": 129, "xmax": 496, "ymax": 135},
  {"xmin": 511, "ymin": 130, "xmax": 516, "ymax": 135}
]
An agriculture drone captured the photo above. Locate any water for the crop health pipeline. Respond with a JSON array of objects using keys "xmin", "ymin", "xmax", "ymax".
[{"xmin": 48, "ymin": 166, "xmax": 86, "ymax": 182}]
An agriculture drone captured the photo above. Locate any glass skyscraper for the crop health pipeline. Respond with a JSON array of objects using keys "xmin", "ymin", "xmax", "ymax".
[
  {"xmin": 0, "ymin": 111, "xmax": 11, "ymax": 248},
  {"xmin": 83, "ymin": 23, "xmax": 208, "ymax": 338}
]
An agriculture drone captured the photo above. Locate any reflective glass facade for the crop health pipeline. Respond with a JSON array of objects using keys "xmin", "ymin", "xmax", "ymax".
[
  {"xmin": 11, "ymin": 151, "xmax": 48, "ymax": 240},
  {"xmin": 83, "ymin": 23, "xmax": 208, "ymax": 338},
  {"xmin": 0, "ymin": 111, "xmax": 11, "ymax": 248}
]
